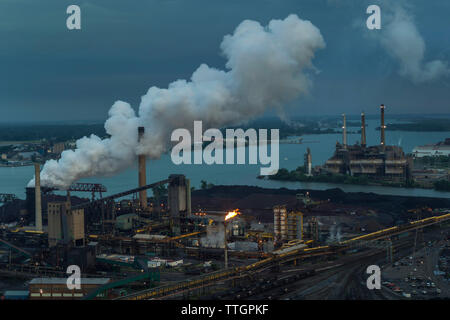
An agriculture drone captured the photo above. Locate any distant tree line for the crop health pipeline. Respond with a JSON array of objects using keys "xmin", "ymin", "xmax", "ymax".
[
  {"xmin": 268, "ymin": 167, "xmax": 372, "ymax": 185},
  {"xmin": 268, "ymin": 166, "xmax": 422, "ymax": 189},
  {"xmin": 0, "ymin": 124, "xmax": 107, "ymax": 142},
  {"xmin": 382, "ymin": 119, "xmax": 450, "ymax": 132}
]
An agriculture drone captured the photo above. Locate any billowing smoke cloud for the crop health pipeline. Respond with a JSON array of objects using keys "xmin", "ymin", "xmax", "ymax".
[
  {"xmin": 380, "ymin": 3, "xmax": 450, "ymax": 83},
  {"xmin": 29, "ymin": 14, "xmax": 325, "ymax": 189}
]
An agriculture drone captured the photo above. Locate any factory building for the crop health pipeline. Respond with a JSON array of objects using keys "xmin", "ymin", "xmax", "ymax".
[
  {"xmin": 168, "ymin": 174, "xmax": 191, "ymax": 235},
  {"xmin": 48, "ymin": 201, "xmax": 85, "ymax": 247},
  {"xmin": 412, "ymin": 138, "xmax": 450, "ymax": 158},
  {"xmin": 324, "ymin": 105, "xmax": 410, "ymax": 182},
  {"xmin": 273, "ymin": 205, "xmax": 303, "ymax": 244}
]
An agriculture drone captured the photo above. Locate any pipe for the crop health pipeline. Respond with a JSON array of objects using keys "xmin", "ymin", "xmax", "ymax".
[
  {"xmin": 34, "ymin": 163, "xmax": 42, "ymax": 231},
  {"xmin": 138, "ymin": 127, "xmax": 147, "ymax": 209},
  {"xmin": 380, "ymin": 104, "xmax": 386, "ymax": 150},
  {"xmin": 361, "ymin": 112, "xmax": 366, "ymax": 147},
  {"xmin": 342, "ymin": 114, "xmax": 347, "ymax": 148}
]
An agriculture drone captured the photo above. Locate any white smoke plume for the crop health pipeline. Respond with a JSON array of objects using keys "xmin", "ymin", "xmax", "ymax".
[
  {"xmin": 380, "ymin": 3, "xmax": 450, "ymax": 83},
  {"xmin": 201, "ymin": 224, "xmax": 226, "ymax": 248},
  {"xmin": 28, "ymin": 14, "xmax": 325, "ymax": 189}
]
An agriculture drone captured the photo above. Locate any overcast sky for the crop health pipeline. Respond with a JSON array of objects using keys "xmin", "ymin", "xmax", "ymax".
[{"xmin": 1, "ymin": 0, "xmax": 449, "ymax": 123}]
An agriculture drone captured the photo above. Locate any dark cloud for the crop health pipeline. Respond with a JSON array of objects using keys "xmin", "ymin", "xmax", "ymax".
[{"xmin": 0, "ymin": 0, "xmax": 449, "ymax": 123}]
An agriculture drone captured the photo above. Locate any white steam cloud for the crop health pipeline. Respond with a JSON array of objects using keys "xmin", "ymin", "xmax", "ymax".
[
  {"xmin": 200, "ymin": 224, "xmax": 226, "ymax": 248},
  {"xmin": 380, "ymin": 4, "xmax": 450, "ymax": 83},
  {"xmin": 29, "ymin": 14, "xmax": 325, "ymax": 189}
]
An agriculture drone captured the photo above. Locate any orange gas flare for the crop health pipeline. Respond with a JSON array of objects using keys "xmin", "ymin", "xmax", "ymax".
[{"xmin": 225, "ymin": 209, "xmax": 240, "ymax": 221}]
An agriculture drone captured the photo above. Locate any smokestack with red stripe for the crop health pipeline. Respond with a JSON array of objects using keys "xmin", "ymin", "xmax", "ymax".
[
  {"xmin": 380, "ymin": 104, "xmax": 386, "ymax": 150},
  {"xmin": 138, "ymin": 127, "xmax": 147, "ymax": 209},
  {"xmin": 342, "ymin": 114, "xmax": 347, "ymax": 148}
]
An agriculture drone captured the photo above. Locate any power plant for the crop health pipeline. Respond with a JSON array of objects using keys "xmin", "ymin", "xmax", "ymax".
[{"xmin": 324, "ymin": 105, "xmax": 411, "ymax": 182}]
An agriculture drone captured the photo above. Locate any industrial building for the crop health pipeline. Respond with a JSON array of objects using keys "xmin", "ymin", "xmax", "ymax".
[
  {"xmin": 47, "ymin": 201, "xmax": 85, "ymax": 247},
  {"xmin": 273, "ymin": 205, "xmax": 303, "ymax": 243},
  {"xmin": 324, "ymin": 105, "xmax": 411, "ymax": 182},
  {"xmin": 273, "ymin": 193, "xmax": 322, "ymax": 246},
  {"xmin": 168, "ymin": 174, "xmax": 191, "ymax": 235},
  {"xmin": 412, "ymin": 138, "xmax": 450, "ymax": 158}
]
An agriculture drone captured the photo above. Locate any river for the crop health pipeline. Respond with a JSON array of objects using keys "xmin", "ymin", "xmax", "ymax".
[{"xmin": 1, "ymin": 119, "xmax": 449, "ymax": 199}]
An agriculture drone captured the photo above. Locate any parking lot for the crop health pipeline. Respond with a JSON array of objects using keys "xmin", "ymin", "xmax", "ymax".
[{"xmin": 382, "ymin": 238, "xmax": 450, "ymax": 299}]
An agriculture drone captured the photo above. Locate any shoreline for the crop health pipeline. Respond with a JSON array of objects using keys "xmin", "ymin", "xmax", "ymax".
[{"xmin": 260, "ymin": 174, "xmax": 450, "ymax": 194}]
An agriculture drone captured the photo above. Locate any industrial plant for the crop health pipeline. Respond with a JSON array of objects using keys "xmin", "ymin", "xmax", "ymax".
[{"xmin": 324, "ymin": 105, "xmax": 411, "ymax": 182}]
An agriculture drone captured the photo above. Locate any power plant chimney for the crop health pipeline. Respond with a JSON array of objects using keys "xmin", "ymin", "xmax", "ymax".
[
  {"xmin": 34, "ymin": 163, "xmax": 42, "ymax": 231},
  {"xmin": 361, "ymin": 112, "xmax": 366, "ymax": 148},
  {"xmin": 138, "ymin": 127, "xmax": 147, "ymax": 209},
  {"xmin": 342, "ymin": 114, "xmax": 347, "ymax": 148},
  {"xmin": 380, "ymin": 104, "xmax": 386, "ymax": 150}
]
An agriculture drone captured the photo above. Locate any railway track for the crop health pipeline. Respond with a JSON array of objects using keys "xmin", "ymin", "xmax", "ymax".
[
  {"xmin": 214, "ymin": 234, "xmax": 428, "ymax": 300},
  {"xmin": 119, "ymin": 213, "xmax": 450, "ymax": 300}
]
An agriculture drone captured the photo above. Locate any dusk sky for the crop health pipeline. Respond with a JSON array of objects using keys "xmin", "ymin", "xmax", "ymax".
[{"xmin": 1, "ymin": 0, "xmax": 449, "ymax": 123}]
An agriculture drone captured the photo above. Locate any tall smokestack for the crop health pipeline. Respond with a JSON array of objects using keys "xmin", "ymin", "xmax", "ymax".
[
  {"xmin": 34, "ymin": 163, "xmax": 42, "ymax": 231},
  {"xmin": 380, "ymin": 104, "xmax": 386, "ymax": 150},
  {"xmin": 224, "ymin": 221, "xmax": 228, "ymax": 269},
  {"xmin": 361, "ymin": 112, "xmax": 366, "ymax": 147},
  {"xmin": 138, "ymin": 127, "xmax": 147, "ymax": 209},
  {"xmin": 342, "ymin": 114, "xmax": 347, "ymax": 148}
]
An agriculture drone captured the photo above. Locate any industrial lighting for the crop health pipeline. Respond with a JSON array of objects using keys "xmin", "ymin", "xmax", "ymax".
[{"xmin": 225, "ymin": 209, "xmax": 240, "ymax": 221}]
